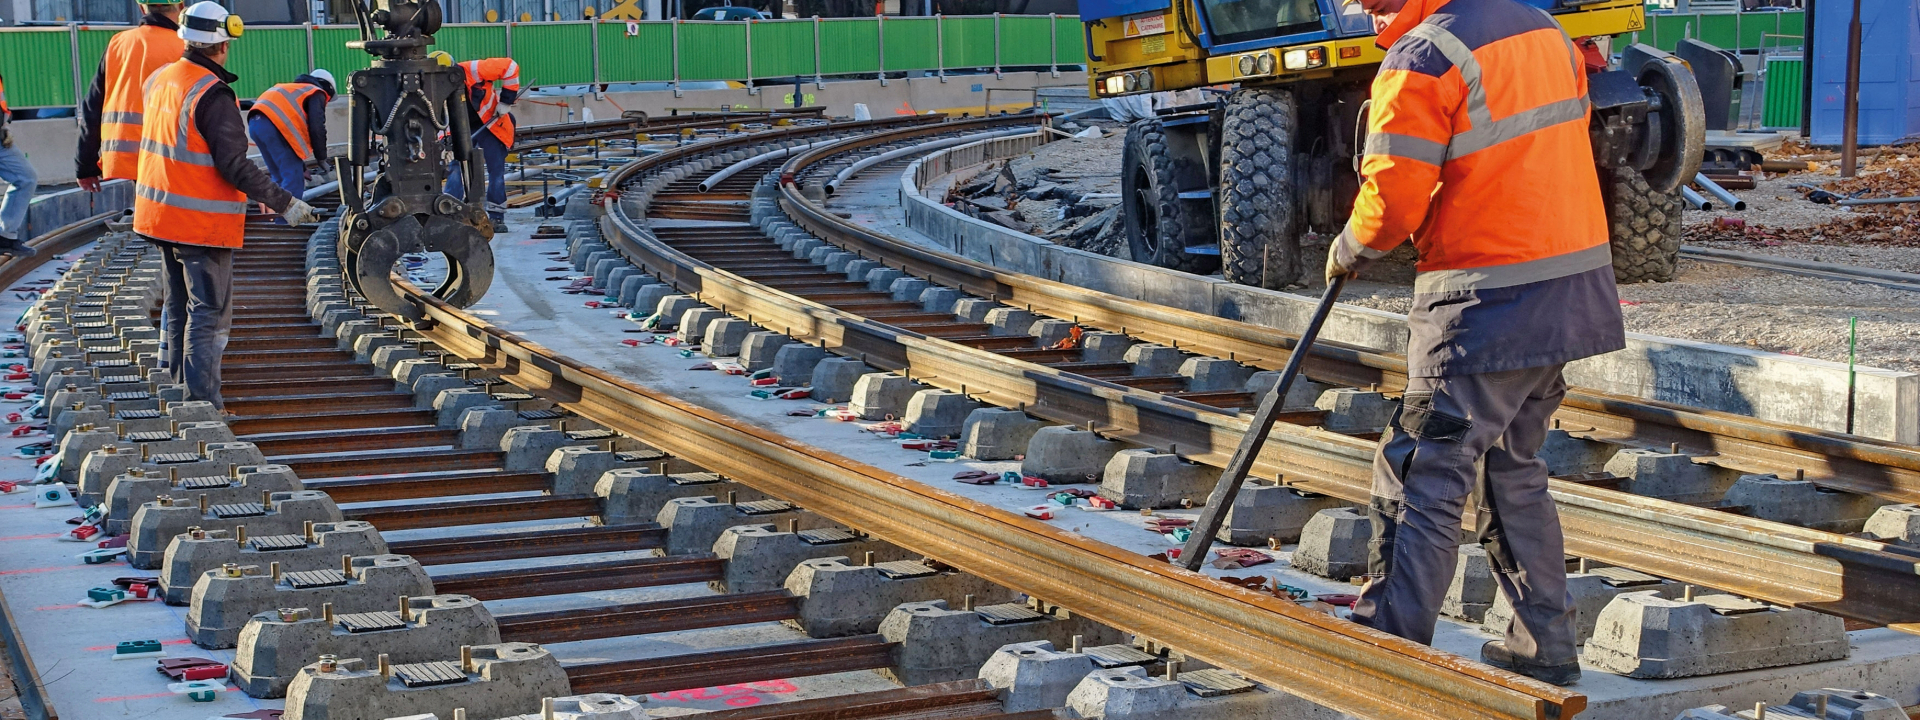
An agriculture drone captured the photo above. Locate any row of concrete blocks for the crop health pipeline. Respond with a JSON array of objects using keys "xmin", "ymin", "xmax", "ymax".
[{"xmin": 617, "ymin": 133, "xmax": 849, "ymax": 218}]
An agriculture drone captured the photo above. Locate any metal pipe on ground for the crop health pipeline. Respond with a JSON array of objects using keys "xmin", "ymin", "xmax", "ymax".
[
  {"xmin": 1681, "ymin": 186, "xmax": 1714, "ymax": 211},
  {"xmin": 824, "ymin": 128, "xmax": 1035, "ymax": 196},
  {"xmin": 1695, "ymin": 173, "xmax": 1747, "ymax": 210},
  {"xmin": 1838, "ymin": 195, "xmax": 1920, "ymax": 206}
]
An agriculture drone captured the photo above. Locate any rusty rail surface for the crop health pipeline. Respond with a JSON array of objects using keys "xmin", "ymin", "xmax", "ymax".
[
  {"xmin": 563, "ymin": 636, "xmax": 899, "ymax": 698},
  {"xmin": 497, "ymin": 590, "xmax": 799, "ymax": 645},
  {"xmin": 588, "ymin": 115, "xmax": 1920, "ymax": 629},
  {"xmin": 398, "ymin": 287, "xmax": 1585, "ymax": 720}
]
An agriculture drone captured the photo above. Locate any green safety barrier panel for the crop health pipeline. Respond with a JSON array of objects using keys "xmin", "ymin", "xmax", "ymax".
[
  {"xmin": 1619, "ymin": 10, "xmax": 1804, "ymax": 53},
  {"xmin": 0, "ymin": 14, "xmax": 1087, "ymax": 108}
]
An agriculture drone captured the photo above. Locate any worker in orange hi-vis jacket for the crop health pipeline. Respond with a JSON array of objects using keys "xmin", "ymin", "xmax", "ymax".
[
  {"xmin": 1327, "ymin": 0, "xmax": 1625, "ymax": 689},
  {"xmin": 440, "ymin": 53, "xmax": 521, "ymax": 231}
]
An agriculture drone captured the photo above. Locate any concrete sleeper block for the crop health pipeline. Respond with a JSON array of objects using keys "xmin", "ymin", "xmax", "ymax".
[
  {"xmin": 280, "ymin": 642, "xmax": 568, "ymax": 720},
  {"xmin": 596, "ymin": 470, "xmax": 761, "ymax": 526},
  {"xmin": 1723, "ymin": 473, "xmax": 1890, "ymax": 533},
  {"xmin": 979, "ymin": 641, "xmax": 1097, "ymax": 713},
  {"xmin": 1292, "ymin": 508, "xmax": 1370, "ymax": 580},
  {"xmin": 186, "ymin": 554, "xmax": 434, "ymax": 649},
  {"xmin": 128, "ymin": 490, "xmax": 344, "ymax": 569},
  {"xmin": 711, "ymin": 524, "xmax": 907, "ymax": 594},
  {"xmin": 1021, "ymin": 426, "xmax": 1123, "ymax": 484},
  {"xmin": 1099, "ymin": 449, "xmax": 1213, "ymax": 510},
  {"xmin": 849, "ymin": 373, "xmax": 918, "ymax": 420},
  {"xmin": 962, "ymin": 407, "xmax": 1046, "ymax": 461},
  {"xmin": 738, "ymin": 331, "xmax": 792, "ymax": 372},
  {"xmin": 1581, "ymin": 591, "xmax": 1849, "ymax": 678},
  {"xmin": 809, "ymin": 357, "xmax": 869, "ymax": 403},
  {"xmin": 655, "ymin": 495, "xmax": 828, "ymax": 556},
  {"xmin": 232, "ymin": 594, "xmax": 498, "ymax": 698},
  {"xmin": 704, "ymin": 318, "xmax": 754, "ymax": 357},
  {"xmin": 160, "ymin": 520, "xmax": 385, "ymax": 605},
  {"xmin": 902, "ymin": 389, "xmax": 980, "ymax": 439},
  {"xmin": 784, "ymin": 556, "xmax": 1019, "ymax": 638},
  {"xmin": 770, "ymin": 344, "xmax": 830, "ymax": 386},
  {"xmin": 103, "ymin": 462, "xmax": 302, "ymax": 536},
  {"xmin": 879, "ymin": 600, "xmax": 1126, "ymax": 687}
]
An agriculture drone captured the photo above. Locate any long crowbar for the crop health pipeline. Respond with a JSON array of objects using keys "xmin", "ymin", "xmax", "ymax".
[{"xmin": 1177, "ymin": 274, "xmax": 1349, "ymax": 571}]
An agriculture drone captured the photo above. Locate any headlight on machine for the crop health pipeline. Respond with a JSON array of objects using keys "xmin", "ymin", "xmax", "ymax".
[
  {"xmin": 1282, "ymin": 46, "xmax": 1328, "ymax": 71},
  {"xmin": 1124, "ymin": 72, "xmax": 1140, "ymax": 92},
  {"xmin": 1238, "ymin": 55, "xmax": 1257, "ymax": 76},
  {"xmin": 1134, "ymin": 69, "xmax": 1154, "ymax": 92},
  {"xmin": 1255, "ymin": 52, "xmax": 1275, "ymax": 75},
  {"xmin": 1103, "ymin": 75, "xmax": 1126, "ymax": 95}
]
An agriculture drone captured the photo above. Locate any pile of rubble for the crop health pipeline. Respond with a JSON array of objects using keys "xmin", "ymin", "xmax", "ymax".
[
  {"xmin": 942, "ymin": 124, "xmax": 1127, "ymax": 255},
  {"xmin": 1686, "ymin": 141, "xmax": 1920, "ymax": 248}
]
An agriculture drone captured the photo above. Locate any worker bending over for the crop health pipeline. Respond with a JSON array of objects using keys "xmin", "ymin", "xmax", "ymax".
[
  {"xmin": 76, "ymin": 0, "xmax": 186, "ymax": 194},
  {"xmin": 1326, "ymin": 0, "xmax": 1624, "ymax": 687},
  {"xmin": 247, "ymin": 69, "xmax": 336, "ymax": 202},
  {"xmin": 438, "ymin": 52, "xmax": 520, "ymax": 230},
  {"xmin": 0, "ymin": 74, "xmax": 36, "ymax": 257},
  {"xmin": 135, "ymin": 1, "xmax": 318, "ymax": 411}
]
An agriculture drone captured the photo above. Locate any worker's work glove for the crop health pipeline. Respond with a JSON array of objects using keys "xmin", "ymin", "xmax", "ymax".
[
  {"xmin": 1324, "ymin": 234, "xmax": 1375, "ymax": 284},
  {"xmin": 282, "ymin": 199, "xmax": 320, "ymax": 227},
  {"xmin": 77, "ymin": 176, "xmax": 103, "ymax": 193}
]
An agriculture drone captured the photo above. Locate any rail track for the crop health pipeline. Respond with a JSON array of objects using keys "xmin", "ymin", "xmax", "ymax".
[
  {"xmin": 7, "ymin": 112, "xmax": 1917, "ymax": 720},
  {"xmin": 466, "ymin": 110, "xmax": 1920, "ymax": 715},
  {"xmin": 1677, "ymin": 244, "xmax": 1920, "ymax": 293}
]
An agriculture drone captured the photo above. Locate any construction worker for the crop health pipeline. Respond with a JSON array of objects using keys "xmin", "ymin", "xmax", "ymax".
[
  {"xmin": 1324, "ymin": 0, "xmax": 1623, "ymax": 687},
  {"xmin": 247, "ymin": 69, "xmax": 336, "ymax": 201},
  {"xmin": 136, "ymin": 1, "xmax": 319, "ymax": 411},
  {"xmin": 0, "ymin": 74, "xmax": 37, "ymax": 257},
  {"xmin": 440, "ymin": 53, "xmax": 520, "ymax": 230},
  {"xmin": 75, "ymin": 0, "xmax": 186, "ymax": 193}
]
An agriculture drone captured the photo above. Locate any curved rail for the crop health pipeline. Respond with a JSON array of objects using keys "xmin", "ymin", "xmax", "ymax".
[
  {"xmin": 1679, "ymin": 244, "xmax": 1920, "ymax": 293},
  {"xmin": 591, "ymin": 115, "xmax": 1920, "ymax": 630}
]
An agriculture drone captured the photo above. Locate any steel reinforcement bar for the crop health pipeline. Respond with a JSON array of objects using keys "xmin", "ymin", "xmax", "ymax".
[{"xmin": 593, "ymin": 115, "xmax": 1920, "ymax": 629}]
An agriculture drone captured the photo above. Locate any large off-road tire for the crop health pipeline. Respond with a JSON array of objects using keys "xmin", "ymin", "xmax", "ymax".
[
  {"xmin": 1602, "ymin": 165, "xmax": 1684, "ymax": 283},
  {"xmin": 1217, "ymin": 87, "xmax": 1301, "ymax": 289},
  {"xmin": 1122, "ymin": 119, "xmax": 1219, "ymax": 274}
]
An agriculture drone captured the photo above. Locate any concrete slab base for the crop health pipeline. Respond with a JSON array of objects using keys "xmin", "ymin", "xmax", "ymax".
[
  {"xmin": 1676, "ymin": 688, "xmax": 1906, "ymax": 720},
  {"xmin": 232, "ymin": 594, "xmax": 500, "ymax": 698}
]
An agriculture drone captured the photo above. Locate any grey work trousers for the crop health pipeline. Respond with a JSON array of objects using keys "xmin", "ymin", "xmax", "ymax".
[
  {"xmin": 1349, "ymin": 364, "xmax": 1577, "ymax": 666},
  {"xmin": 158, "ymin": 242, "xmax": 235, "ymax": 410}
]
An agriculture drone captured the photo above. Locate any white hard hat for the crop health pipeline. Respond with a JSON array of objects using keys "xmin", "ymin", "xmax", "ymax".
[
  {"xmin": 178, "ymin": 1, "xmax": 242, "ymax": 45},
  {"xmin": 310, "ymin": 68, "xmax": 335, "ymax": 87}
]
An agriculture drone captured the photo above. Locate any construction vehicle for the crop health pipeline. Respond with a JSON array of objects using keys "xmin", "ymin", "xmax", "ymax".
[
  {"xmin": 335, "ymin": 0, "xmax": 496, "ymax": 322},
  {"xmin": 1082, "ymin": 0, "xmax": 1706, "ymax": 287}
]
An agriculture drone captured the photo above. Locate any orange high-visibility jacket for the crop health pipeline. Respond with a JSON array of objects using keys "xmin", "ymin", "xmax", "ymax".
[
  {"xmin": 97, "ymin": 24, "xmax": 187, "ymax": 180},
  {"xmin": 134, "ymin": 60, "xmax": 248, "ymax": 249},
  {"xmin": 0, "ymin": 76, "xmax": 9, "ymax": 115},
  {"xmin": 252, "ymin": 83, "xmax": 325, "ymax": 161},
  {"xmin": 461, "ymin": 58, "xmax": 521, "ymax": 146},
  {"xmin": 1337, "ymin": 0, "xmax": 1607, "ymax": 295}
]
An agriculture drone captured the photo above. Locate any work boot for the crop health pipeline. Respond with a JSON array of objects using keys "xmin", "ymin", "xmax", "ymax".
[
  {"xmin": 490, "ymin": 214, "xmax": 510, "ymax": 232},
  {"xmin": 1480, "ymin": 641, "xmax": 1580, "ymax": 686},
  {"xmin": 0, "ymin": 236, "xmax": 35, "ymax": 258}
]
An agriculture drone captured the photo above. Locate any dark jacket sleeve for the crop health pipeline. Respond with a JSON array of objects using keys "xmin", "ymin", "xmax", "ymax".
[
  {"xmin": 196, "ymin": 85, "xmax": 294, "ymax": 212},
  {"xmin": 75, "ymin": 63, "xmax": 109, "ymax": 179},
  {"xmin": 302, "ymin": 91, "xmax": 328, "ymax": 161}
]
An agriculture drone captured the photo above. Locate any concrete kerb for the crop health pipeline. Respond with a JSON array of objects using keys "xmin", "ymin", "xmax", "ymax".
[{"xmin": 897, "ymin": 134, "xmax": 1920, "ymax": 443}]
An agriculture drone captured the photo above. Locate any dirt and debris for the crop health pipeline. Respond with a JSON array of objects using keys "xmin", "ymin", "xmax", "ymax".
[
  {"xmin": 943, "ymin": 122, "xmax": 1128, "ymax": 255},
  {"xmin": 1685, "ymin": 141, "xmax": 1920, "ymax": 249}
]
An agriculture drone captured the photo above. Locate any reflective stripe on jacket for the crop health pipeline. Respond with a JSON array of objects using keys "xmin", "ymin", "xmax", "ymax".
[
  {"xmin": 251, "ymin": 83, "xmax": 323, "ymax": 161},
  {"xmin": 460, "ymin": 58, "xmax": 521, "ymax": 146},
  {"xmin": 100, "ymin": 24, "xmax": 187, "ymax": 181},
  {"xmin": 1338, "ymin": 0, "xmax": 1608, "ymax": 294},
  {"xmin": 134, "ymin": 60, "xmax": 248, "ymax": 249}
]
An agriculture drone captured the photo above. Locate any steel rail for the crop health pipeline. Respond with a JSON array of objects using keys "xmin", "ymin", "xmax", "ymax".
[
  {"xmin": 563, "ymin": 635, "xmax": 899, "ymax": 698},
  {"xmin": 775, "ymin": 125, "xmax": 1920, "ymax": 507},
  {"xmin": 592, "ymin": 114, "xmax": 1920, "ymax": 628},
  {"xmin": 397, "ymin": 287, "xmax": 1583, "ymax": 720},
  {"xmin": 496, "ymin": 590, "xmax": 799, "ymax": 645},
  {"xmin": 429, "ymin": 555, "xmax": 727, "ymax": 600},
  {"xmin": 385, "ymin": 525, "xmax": 668, "ymax": 565}
]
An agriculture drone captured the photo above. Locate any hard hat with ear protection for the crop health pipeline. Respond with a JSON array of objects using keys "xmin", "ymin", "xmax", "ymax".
[{"xmin": 178, "ymin": 1, "xmax": 242, "ymax": 45}]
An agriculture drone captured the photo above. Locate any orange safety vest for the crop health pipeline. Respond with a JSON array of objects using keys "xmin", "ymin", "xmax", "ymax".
[
  {"xmin": 460, "ymin": 58, "xmax": 520, "ymax": 146},
  {"xmin": 1338, "ymin": 0, "xmax": 1607, "ymax": 294},
  {"xmin": 98, "ymin": 24, "xmax": 187, "ymax": 180},
  {"xmin": 251, "ymin": 83, "xmax": 323, "ymax": 161},
  {"xmin": 134, "ymin": 60, "xmax": 247, "ymax": 249},
  {"xmin": 0, "ymin": 76, "xmax": 9, "ymax": 116}
]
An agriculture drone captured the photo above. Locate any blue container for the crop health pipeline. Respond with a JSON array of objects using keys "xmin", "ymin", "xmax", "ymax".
[{"xmin": 1810, "ymin": 0, "xmax": 1920, "ymax": 146}]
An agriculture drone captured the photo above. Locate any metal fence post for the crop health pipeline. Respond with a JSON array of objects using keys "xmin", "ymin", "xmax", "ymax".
[
  {"xmin": 590, "ymin": 19, "xmax": 602, "ymax": 96},
  {"xmin": 745, "ymin": 18, "xmax": 756, "ymax": 93},
  {"xmin": 993, "ymin": 12, "xmax": 1002, "ymax": 79},
  {"xmin": 876, "ymin": 13, "xmax": 886, "ymax": 86},
  {"xmin": 1049, "ymin": 13, "xmax": 1059, "ymax": 77},
  {"xmin": 505, "ymin": 21, "xmax": 514, "ymax": 54},
  {"xmin": 69, "ymin": 23, "xmax": 83, "ymax": 112},
  {"xmin": 306, "ymin": 23, "xmax": 317, "ymax": 70},
  {"xmin": 936, "ymin": 14, "xmax": 945, "ymax": 82},
  {"xmin": 671, "ymin": 18, "xmax": 682, "ymax": 96},
  {"xmin": 813, "ymin": 16, "xmax": 824, "ymax": 87}
]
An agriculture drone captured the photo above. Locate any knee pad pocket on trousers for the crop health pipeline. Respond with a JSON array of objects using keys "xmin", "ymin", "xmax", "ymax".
[
  {"xmin": 1366, "ymin": 496, "xmax": 1402, "ymax": 577},
  {"xmin": 1392, "ymin": 391, "xmax": 1472, "ymax": 443}
]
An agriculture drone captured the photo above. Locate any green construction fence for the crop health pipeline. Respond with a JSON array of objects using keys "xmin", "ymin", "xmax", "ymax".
[{"xmin": 0, "ymin": 14, "xmax": 1090, "ymax": 108}]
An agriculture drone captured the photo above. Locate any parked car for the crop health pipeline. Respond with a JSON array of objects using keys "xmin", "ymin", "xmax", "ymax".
[{"xmin": 693, "ymin": 4, "xmax": 766, "ymax": 20}]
